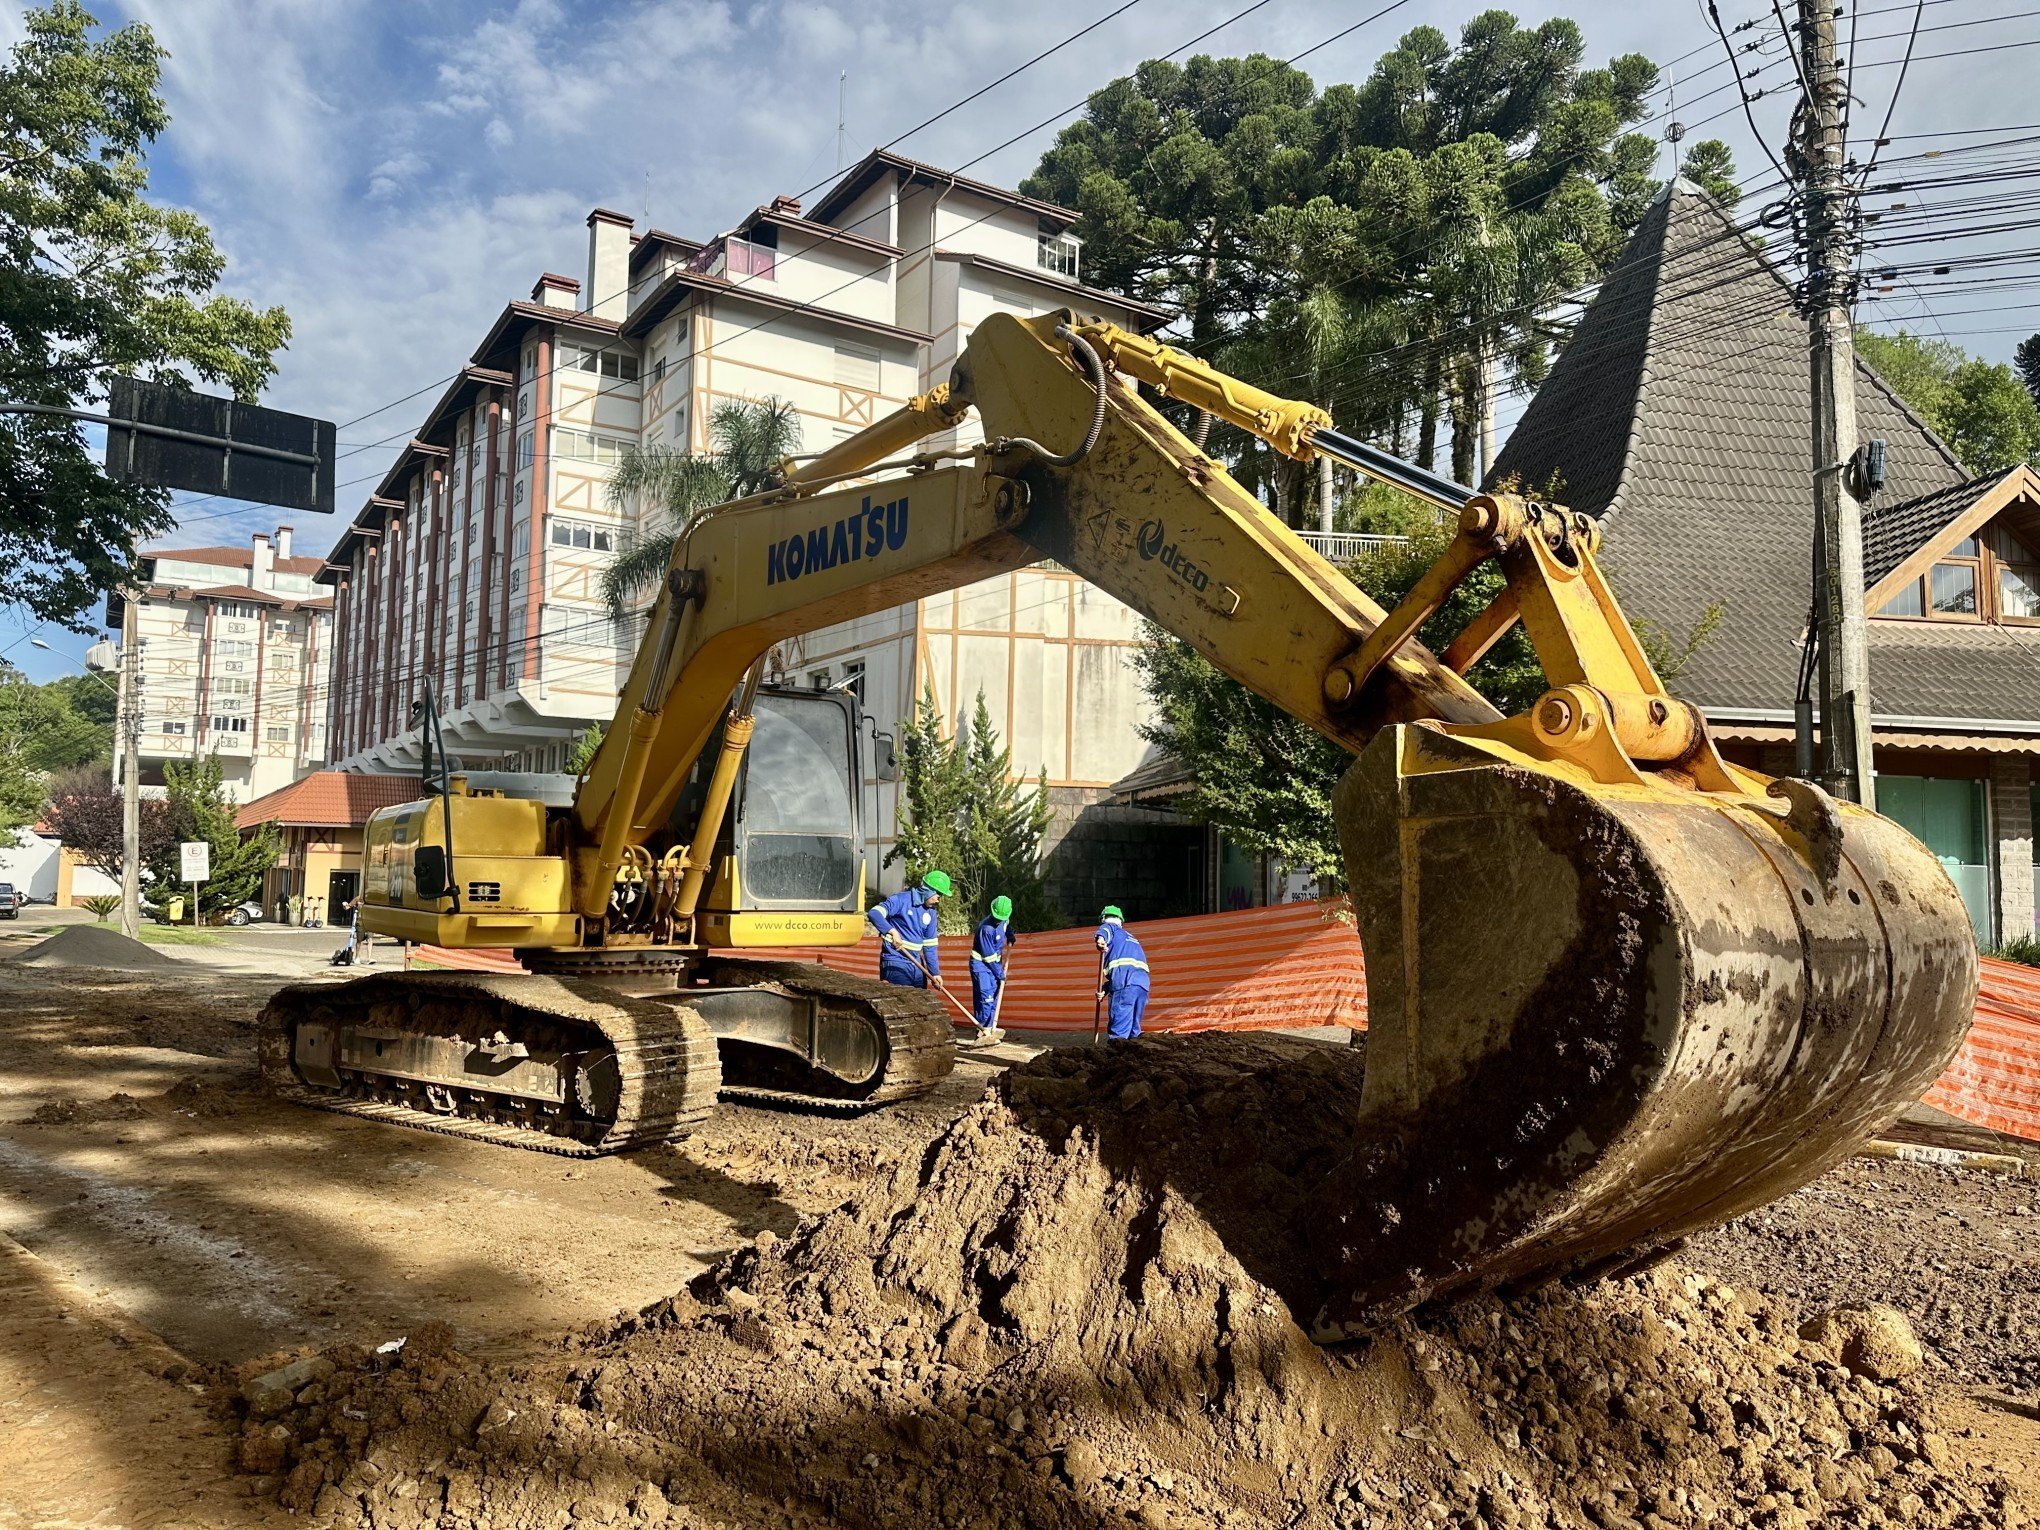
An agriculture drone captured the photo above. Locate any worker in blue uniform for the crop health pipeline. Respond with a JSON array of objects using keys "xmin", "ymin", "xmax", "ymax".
[
  {"xmin": 1094, "ymin": 904, "xmax": 1151, "ymax": 1039},
  {"xmin": 868, "ymin": 868, "xmax": 951, "ymax": 989},
  {"xmin": 968, "ymin": 895, "xmax": 1015, "ymax": 1042}
]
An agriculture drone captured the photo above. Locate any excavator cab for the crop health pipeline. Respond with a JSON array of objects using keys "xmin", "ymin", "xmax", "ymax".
[{"xmin": 679, "ymin": 685, "xmax": 873, "ymax": 947}]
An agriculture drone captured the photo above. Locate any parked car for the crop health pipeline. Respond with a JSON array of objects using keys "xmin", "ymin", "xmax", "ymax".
[
  {"xmin": 0, "ymin": 884, "xmax": 15, "ymax": 918},
  {"xmin": 225, "ymin": 899, "xmax": 264, "ymax": 927}
]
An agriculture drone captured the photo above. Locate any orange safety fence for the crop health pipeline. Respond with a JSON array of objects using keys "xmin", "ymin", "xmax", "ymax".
[
  {"xmin": 1924, "ymin": 957, "xmax": 2040, "ymax": 1142},
  {"xmin": 401, "ymin": 906, "xmax": 2040, "ymax": 1143}
]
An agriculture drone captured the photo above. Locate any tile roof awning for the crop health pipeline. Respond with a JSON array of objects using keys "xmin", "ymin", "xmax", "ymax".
[
  {"xmin": 235, "ymin": 770, "xmax": 423, "ymax": 830},
  {"xmin": 1709, "ymin": 721, "xmax": 2040, "ymax": 755}
]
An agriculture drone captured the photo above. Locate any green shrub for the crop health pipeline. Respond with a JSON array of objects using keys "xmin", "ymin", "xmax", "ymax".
[
  {"xmin": 1989, "ymin": 933, "xmax": 2040, "ymax": 968},
  {"xmin": 79, "ymin": 894, "xmax": 120, "ymax": 921}
]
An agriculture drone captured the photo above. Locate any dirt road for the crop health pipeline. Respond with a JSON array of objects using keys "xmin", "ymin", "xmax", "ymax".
[{"xmin": 0, "ymin": 959, "xmax": 2032, "ymax": 1527}]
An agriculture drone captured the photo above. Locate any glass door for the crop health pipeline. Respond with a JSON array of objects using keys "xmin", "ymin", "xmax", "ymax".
[{"xmin": 1877, "ymin": 774, "xmax": 1991, "ymax": 941}]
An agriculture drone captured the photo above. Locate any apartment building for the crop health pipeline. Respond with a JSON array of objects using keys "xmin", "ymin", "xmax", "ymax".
[
  {"xmin": 320, "ymin": 151, "xmax": 1171, "ymax": 892},
  {"xmin": 111, "ymin": 525, "xmax": 334, "ymax": 803}
]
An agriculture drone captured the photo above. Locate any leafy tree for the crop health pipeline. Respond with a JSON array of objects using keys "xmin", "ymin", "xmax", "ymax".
[
  {"xmin": 40, "ymin": 760, "xmax": 170, "ymax": 880},
  {"xmin": 1, "ymin": 2, "xmax": 290, "ymax": 628},
  {"xmin": 885, "ymin": 686, "xmax": 970, "ymax": 931},
  {"xmin": 1676, "ymin": 139, "xmax": 1741, "ymax": 209},
  {"xmin": 957, "ymin": 691, "xmax": 1055, "ymax": 930},
  {"xmin": 1134, "ymin": 496, "xmax": 1545, "ymax": 883},
  {"xmin": 0, "ymin": 670, "xmax": 54, "ymax": 838},
  {"xmin": 885, "ymin": 688, "xmax": 1055, "ymax": 932},
  {"xmin": 1855, "ymin": 329, "xmax": 2040, "ymax": 473},
  {"xmin": 2015, "ymin": 332, "xmax": 2040, "ymax": 408},
  {"xmin": 141, "ymin": 752, "xmax": 278, "ymax": 917},
  {"xmin": 601, "ymin": 396, "xmax": 800, "ymax": 616},
  {"xmin": 567, "ymin": 723, "xmax": 604, "ymax": 774},
  {"xmin": 20, "ymin": 672, "xmax": 113, "ymax": 770}
]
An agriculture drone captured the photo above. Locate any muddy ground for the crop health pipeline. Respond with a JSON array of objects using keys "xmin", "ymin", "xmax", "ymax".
[{"xmin": 0, "ymin": 962, "xmax": 2033, "ymax": 1528}]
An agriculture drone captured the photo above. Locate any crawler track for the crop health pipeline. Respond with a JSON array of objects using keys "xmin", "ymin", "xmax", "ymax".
[
  {"xmin": 259, "ymin": 972, "xmax": 720, "ymax": 1157},
  {"xmin": 694, "ymin": 958, "xmax": 955, "ymax": 1110}
]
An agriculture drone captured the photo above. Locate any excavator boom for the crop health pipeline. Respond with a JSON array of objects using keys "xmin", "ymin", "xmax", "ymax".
[{"xmin": 267, "ymin": 311, "xmax": 1974, "ymax": 1328}]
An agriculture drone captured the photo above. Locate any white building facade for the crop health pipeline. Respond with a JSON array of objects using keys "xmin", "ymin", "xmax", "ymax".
[
  {"xmin": 116, "ymin": 526, "xmax": 334, "ymax": 803},
  {"xmin": 321, "ymin": 153, "xmax": 1175, "ymax": 897}
]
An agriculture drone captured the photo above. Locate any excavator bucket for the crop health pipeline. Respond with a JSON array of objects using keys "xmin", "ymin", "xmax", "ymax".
[{"xmin": 1311, "ymin": 725, "xmax": 1977, "ymax": 1334}]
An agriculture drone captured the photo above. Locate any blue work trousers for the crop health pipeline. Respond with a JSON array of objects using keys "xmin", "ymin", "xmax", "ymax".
[
  {"xmin": 878, "ymin": 951, "xmax": 927, "ymax": 988},
  {"xmin": 970, "ymin": 963, "xmax": 1002, "ymax": 1027},
  {"xmin": 1107, "ymin": 987, "xmax": 1148, "ymax": 1039}
]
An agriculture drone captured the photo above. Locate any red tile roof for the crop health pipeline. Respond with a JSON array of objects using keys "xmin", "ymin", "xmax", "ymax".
[
  {"xmin": 147, "ymin": 545, "xmax": 326, "ymax": 576},
  {"xmin": 235, "ymin": 771, "xmax": 422, "ymax": 830}
]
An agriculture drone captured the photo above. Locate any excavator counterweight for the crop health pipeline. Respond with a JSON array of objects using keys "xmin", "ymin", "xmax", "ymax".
[{"xmin": 262, "ymin": 310, "xmax": 1975, "ymax": 1328}]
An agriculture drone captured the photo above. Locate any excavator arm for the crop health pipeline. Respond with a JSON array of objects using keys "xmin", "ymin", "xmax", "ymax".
[{"xmin": 329, "ymin": 310, "xmax": 1975, "ymax": 1328}]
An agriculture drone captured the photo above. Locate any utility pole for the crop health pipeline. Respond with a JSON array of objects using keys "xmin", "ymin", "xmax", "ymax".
[
  {"xmin": 1797, "ymin": 0, "xmax": 1876, "ymax": 808},
  {"xmin": 114, "ymin": 590, "xmax": 141, "ymax": 940}
]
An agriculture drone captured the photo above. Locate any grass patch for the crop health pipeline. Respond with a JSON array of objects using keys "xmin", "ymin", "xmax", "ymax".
[
  {"xmin": 137, "ymin": 924, "xmax": 227, "ymax": 947},
  {"xmin": 1987, "ymin": 933, "xmax": 2040, "ymax": 968}
]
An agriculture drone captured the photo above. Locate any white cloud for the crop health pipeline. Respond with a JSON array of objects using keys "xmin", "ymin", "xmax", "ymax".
[{"xmin": 74, "ymin": 0, "xmax": 2035, "ymax": 569}]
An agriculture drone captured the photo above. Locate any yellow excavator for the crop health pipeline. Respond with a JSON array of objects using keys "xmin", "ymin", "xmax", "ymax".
[{"xmin": 262, "ymin": 310, "xmax": 1976, "ymax": 1325}]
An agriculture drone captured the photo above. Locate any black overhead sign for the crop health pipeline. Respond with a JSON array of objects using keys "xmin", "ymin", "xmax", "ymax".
[{"xmin": 103, "ymin": 377, "xmax": 336, "ymax": 516}]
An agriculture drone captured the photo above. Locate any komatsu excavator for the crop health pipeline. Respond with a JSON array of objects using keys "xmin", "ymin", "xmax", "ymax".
[{"xmin": 262, "ymin": 310, "xmax": 1977, "ymax": 1326}]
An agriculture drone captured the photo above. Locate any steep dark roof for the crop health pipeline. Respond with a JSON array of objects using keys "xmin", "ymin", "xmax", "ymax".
[
  {"xmin": 1488, "ymin": 179, "xmax": 2040, "ymax": 725},
  {"xmin": 1863, "ymin": 468, "xmax": 2015, "ymax": 585}
]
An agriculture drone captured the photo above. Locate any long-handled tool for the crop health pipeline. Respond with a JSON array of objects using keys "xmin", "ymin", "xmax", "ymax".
[
  {"xmin": 1090, "ymin": 948, "xmax": 1106, "ymax": 1045},
  {"xmin": 898, "ymin": 940, "xmax": 978, "ymax": 1027}
]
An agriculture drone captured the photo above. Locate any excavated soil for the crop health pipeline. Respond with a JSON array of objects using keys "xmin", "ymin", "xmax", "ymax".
[
  {"xmin": 231, "ymin": 1035, "xmax": 2030, "ymax": 1529},
  {"xmin": 10, "ymin": 921, "xmax": 185, "ymax": 969},
  {"xmin": 1694, "ymin": 1156, "xmax": 2040, "ymax": 1395}
]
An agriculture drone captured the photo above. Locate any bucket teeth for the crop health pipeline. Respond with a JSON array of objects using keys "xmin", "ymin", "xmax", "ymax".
[{"xmin": 1314, "ymin": 725, "xmax": 1976, "ymax": 1335}]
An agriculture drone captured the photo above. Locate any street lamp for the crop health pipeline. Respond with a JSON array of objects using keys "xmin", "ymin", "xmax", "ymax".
[{"xmin": 30, "ymin": 634, "xmax": 141, "ymax": 940}]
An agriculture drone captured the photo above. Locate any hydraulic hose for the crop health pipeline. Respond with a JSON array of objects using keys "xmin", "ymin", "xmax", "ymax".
[{"xmin": 998, "ymin": 323, "xmax": 1108, "ymax": 467}]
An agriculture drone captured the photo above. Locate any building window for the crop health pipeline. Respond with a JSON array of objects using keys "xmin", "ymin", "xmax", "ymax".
[
  {"xmin": 557, "ymin": 345, "xmax": 639, "ymax": 382},
  {"xmin": 842, "ymin": 659, "xmax": 865, "ymax": 704},
  {"xmin": 1038, "ymin": 224, "xmax": 1081, "ymax": 278},
  {"xmin": 160, "ymin": 720, "xmax": 187, "ymax": 735},
  {"xmin": 552, "ymin": 428, "xmax": 628, "ymax": 466},
  {"xmin": 211, "ymin": 715, "xmax": 249, "ymax": 733},
  {"xmin": 834, "ymin": 341, "xmax": 882, "ymax": 392},
  {"xmin": 1992, "ymin": 527, "xmax": 2040, "ymax": 620},
  {"xmin": 724, "ymin": 233, "xmax": 776, "ymax": 281},
  {"xmin": 517, "ymin": 431, "xmax": 534, "ymax": 469},
  {"xmin": 550, "ymin": 521, "xmax": 616, "ymax": 552},
  {"xmin": 266, "ymin": 725, "xmax": 290, "ymax": 742},
  {"xmin": 1878, "ymin": 523, "xmax": 2040, "ymax": 625}
]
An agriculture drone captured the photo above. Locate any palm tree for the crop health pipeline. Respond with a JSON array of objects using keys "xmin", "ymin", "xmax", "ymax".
[{"xmin": 600, "ymin": 396, "xmax": 802, "ymax": 617}]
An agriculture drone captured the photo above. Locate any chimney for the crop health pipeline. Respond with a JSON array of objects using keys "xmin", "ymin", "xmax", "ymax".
[
  {"xmin": 532, "ymin": 272, "xmax": 581, "ymax": 309},
  {"xmin": 586, "ymin": 207, "xmax": 633, "ymax": 321},
  {"xmin": 769, "ymin": 194, "xmax": 802, "ymax": 216},
  {"xmin": 276, "ymin": 525, "xmax": 293, "ymax": 561},
  {"xmin": 251, "ymin": 531, "xmax": 273, "ymax": 587}
]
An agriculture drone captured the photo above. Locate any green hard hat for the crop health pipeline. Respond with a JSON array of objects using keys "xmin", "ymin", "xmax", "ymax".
[
  {"xmin": 1101, "ymin": 904, "xmax": 1124, "ymax": 921},
  {"xmin": 990, "ymin": 895, "xmax": 1013, "ymax": 921},
  {"xmin": 921, "ymin": 869, "xmax": 954, "ymax": 897}
]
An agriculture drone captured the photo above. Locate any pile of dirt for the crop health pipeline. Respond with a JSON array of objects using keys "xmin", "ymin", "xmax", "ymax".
[
  {"xmin": 158, "ymin": 1072, "xmax": 259, "ymax": 1118},
  {"xmin": 230, "ymin": 1036, "xmax": 2027, "ymax": 1528},
  {"xmin": 24, "ymin": 1091, "xmax": 148, "ymax": 1126},
  {"xmin": 1692, "ymin": 1155, "xmax": 2040, "ymax": 1396},
  {"xmin": 11, "ymin": 923, "xmax": 182, "ymax": 971}
]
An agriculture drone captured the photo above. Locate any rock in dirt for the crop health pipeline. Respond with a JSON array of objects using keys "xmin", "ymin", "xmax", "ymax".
[
  {"xmin": 1800, "ymin": 1301, "xmax": 1926, "ymax": 1380},
  {"xmin": 11, "ymin": 924, "xmax": 181, "ymax": 971},
  {"xmin": 224, "ymin": 1036, "xmax": 2028, "ymax": 1529}
]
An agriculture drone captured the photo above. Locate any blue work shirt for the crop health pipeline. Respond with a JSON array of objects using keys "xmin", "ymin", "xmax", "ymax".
[
  {"xmin": 868, "ymin": 885, "xmax": 942, "ymax": 977},
  {"xmin": 1095, "ymin": 917, "xmax": 1150, "ymax": 993},
  {"xmin": 970, "ymin": 916, "xmax": 1014, "ymax": 978}
]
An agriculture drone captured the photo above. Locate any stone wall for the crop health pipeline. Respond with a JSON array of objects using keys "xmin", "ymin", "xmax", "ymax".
[
  {"xmin": 1040, "ymin": 788, "xmax": 1205, "ymax": 925},
  {"xmin": 1990, "ymin": 755, "xmax": 2034, "ymax": 944}
]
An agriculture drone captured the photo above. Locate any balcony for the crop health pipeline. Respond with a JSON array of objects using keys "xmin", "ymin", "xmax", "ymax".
[{"xmin": 1297, "ymin": 532, "xmax": 1409, "ymax": 563}]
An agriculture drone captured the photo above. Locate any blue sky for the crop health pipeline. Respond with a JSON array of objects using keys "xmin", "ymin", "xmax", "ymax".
[{"xmin": 6, "ymin": 0, "xmax": 2034, "ymax": 681}]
